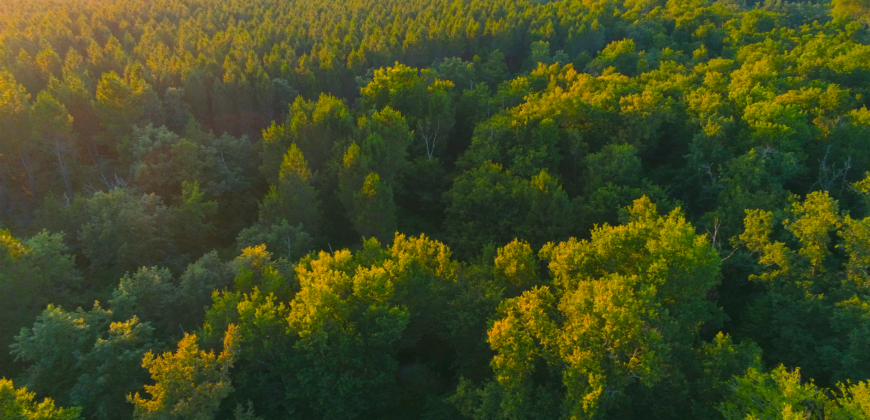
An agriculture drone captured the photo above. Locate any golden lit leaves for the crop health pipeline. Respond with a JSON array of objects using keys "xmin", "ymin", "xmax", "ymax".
[
  {"xmin": 0, "ymin": 378, "xmax": 82, "ymax": 420},
  {"xmin": 740, "ymin": 209, "xmax": 792, "ymax": 280},
  {"xmin": 786, "ymin": 191, "xmax": 840, "ymax": 272},
  {"xmin": 0, "ymin": 229, "xmax": 26, "ymax": 259},
  {"xmin": 361, "ymin": 172, "xmax": 382, "ymax": 198},
  {"xmin": 740, "ymin": 178, "xmax": 870, "ymax": 287},
  {"xmin": 129, "ymin": 325, "xmax": 240, "ymax": 420},
  {"xmin": 494, "ymin": 239, "xmax": 537, "ymax": 289},
  {"xmin": 279, "ymin": 144, "xmax": 312, "ymax": 182}
]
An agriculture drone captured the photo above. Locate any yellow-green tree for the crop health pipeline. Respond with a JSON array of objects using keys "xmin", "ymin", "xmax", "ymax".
[
  {"xmin": 470, "ymin": 197, "xmax": 741, "ymax": 419},
  {"xmin": 832, "ymin": 0, "xmax": 870, "ymax": 26},
  {"xmin": 736, "ymin": 176, "xmax": 870, "ymax": 386},
  {"xmin": 0, "ymin": 379, "xmax": 81, "ymax": 420},
  {"xmin": 720, "ymin": 366, "xmax": 870, "ymax": 419},
  {"xmin": 129, "ymin": 325, "xmax": 240, "ymax": 420}
]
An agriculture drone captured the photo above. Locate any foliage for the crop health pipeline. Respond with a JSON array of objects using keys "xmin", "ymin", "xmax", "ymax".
[
  {"xmin": 0, "ymin": 378, "xmax": 81, "ymax": 420},
  {"xmin": 1, "ymin": 0, "xmax": 870, "ymax": 417},
  {"xmin": 129, "ymin": 325, "xmax": 240, "ymax": 420},
  {"xmin": 11, "ymin": 305, "xmax": 155, "ymax": 420}
]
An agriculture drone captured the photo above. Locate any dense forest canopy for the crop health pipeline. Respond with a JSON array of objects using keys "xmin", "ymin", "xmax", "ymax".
[{"xmin": 3, "ymin": 0, "xmax": 870, "ymax": 418}]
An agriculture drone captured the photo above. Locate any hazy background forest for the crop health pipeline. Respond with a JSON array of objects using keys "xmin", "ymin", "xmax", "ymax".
[{"xmin": 2, "ymin": 0, "xmax": 870, "ymax": 418}]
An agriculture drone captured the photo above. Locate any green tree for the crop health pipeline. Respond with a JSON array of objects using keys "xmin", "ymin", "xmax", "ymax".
[
  {"xmin": 109, "ymin": 267, "xmax": 183, "ymax": 339},
  {"xmin": 171, "ymin": 181, "xmax": 218, "ymax": 258},
  {"xmin": 0, "ymin": 230, "xmax": 80, "ymax": 377},
  {"xmin": 30, "ymin": 91, "xmax": 75, "ymax": 198},
  {"xmin": 361, "ymin": 64, "xmax": 457, "ymax": 159},
  {"xmin": 257, "ymin": 144, "xmax": 321, "ymax": 234},
  {"xmin": 0, "ymin": 70, "xmax": 35, "ymax": 196},
  {"xmin": 337, "ymin": 108, "xmax": 412, "ymax": 241},
  {"xmin": 11, "ymin": 305, "xmax": 155, "ymax": 420},
  {"xmin": 351, "ymin": 172, "xmax": 397, "ymax": 243},
  {"xmin": 736, "ymin": 182, "xmax": 870, "ymax": 386},
  {"xmin": 94, "ymin": 71, "xmax": 162, "ymax": 140},
  {"xmin": 260, "ymin": 94, "xmax": 354, "ymax": 180},
  {"xmin": 235, "ymin": 219, "xmax": 314, "ymax": 263},
  {"xmin": 78, "ymin": 188, "xmax": 176, "ymax": 283},
  {"xmin": 202, "ymin": 234, "xmax": 464, "ymax": 419},
  {"xmin": 492, "ymin": 239, "xmax": 540, "ymax": 297},
  {"xmin": 356, "ymin": 106, "xmax": 413, "ymax": 185},
  {"xmin": 443, "ymin": 162, "xmax": 573, "ymax": 258},
  {"xmin": 586, "ymin": 39, "xmax": 640, "ymax": 76}
]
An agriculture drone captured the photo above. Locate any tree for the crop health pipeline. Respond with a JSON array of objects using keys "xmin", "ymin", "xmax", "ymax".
[
  {"xmin": 201, "ymin": 244, "xmax": 409, "ymax": 419},
  {"xmin": 736, "ymin": 182, "xmax": 870, "ymax": 386},
  {"xmin": 586, "ymin": 39, "xmax": 640, "ymax": 76},
  {"xmin": 123, "ymin": 123, "xmax": 258, "ymax": 242},
  {"xmin": 356, "ymin": 107, "xmax": 413, "ymax": 185},
  {"xmin": 175, "ymin": 251, "xmax": 236, "ymax": 332},
  {"xmin": 171, "ymin": 181, "xmax": 219, "ymax": 258},
  {"xmin": 831, "ymin": 0, "xmax": 870, "ymax": 27},
  {"xmin": 0, "ymin": 230, "xmax": 80, "ymax": 378},
  {"xmin": 583, "ymin": 144, "xmax": 643, "ymax": 193},
  {"xmin": 130, "ymin": 325, "xmax": 240, "ymax": 420},
  {"xmin": 109, "ymin": 267, "xmax": 182, "ymax": 338},
  {"xmin": 11, "ymin": 305, "xmax": 155, "ymax": 420},
  {"xmin": 78, "ymin": 188, "xmax": 176, "ymax": 283},
  {"xmin": 492, "ymin": 239, "xmax": 541, "ymax": 298},
  {"xmin": 30, "ymin": 91, "xmax": 75, "ymax": 198},
  {"xmin": 122, "ymin": 125, "xmax": 191, "ymax": 198},
  {"xmin": 0, "ymin": 378, "xmax": 82, "ymax": 420},
  {"xmin": 236, "ymin": 219, "xmax": 314, "ymax": 263},
  {"xmin": 163, "ymin": 88, "xmax": 192, "ymax": 132},
  {"xmin": 94, "ymin": 71, "xmax": 162, "ymax": 140},
  {"xmin": 443, "ymin": 162, "xmax": 573, "ymax": 259},
  {"xmin": 260, "ymin": 94, "xmax": 354, "ymax": 180},
  {"xmin": 201, "ymin": 234, "xmax": 462, "ymax": 419},
  {"xmin": 361, "ymin": 64, "xmax": 458, "ymax": 160},
  {"xmin": 702, "ymin": 148, "xmax": 793, "ymax": 244},
  {"xmin": 459, "ymin": 115, "xmax": 563, "ymax": 180},
  {"xmin": 470, "ymin": 197, "xmax": 728, "ymax": 418},
  {"xmin": 360, "ymin": 63, "xmax": 427, "ymax": 116},
  {"xmin": 351, "ymin": 172, "xmax": 397, "ymax": 243},
  {"xmin": 720, "ymin": 366, "xmax": 829, "ymax": 420},
  {"xmin": 337, "ymin": 108, "xmax": 412, "ymax": 242},
  {"xmin": 719, "ymin": 366, "xmax": 870, "ymax": 419},
  {"xmin": 257, "ymin": 144, "xmax": 321, "ymax": 234},
  {"xmin": 0, "ymin": 70, "xmax": 35, "ymax": 197}
]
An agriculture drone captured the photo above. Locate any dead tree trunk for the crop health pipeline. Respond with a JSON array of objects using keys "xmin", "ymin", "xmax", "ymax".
[{"xmin": 417, "ymin": 119, "xmax": 440, "ymax": 160}]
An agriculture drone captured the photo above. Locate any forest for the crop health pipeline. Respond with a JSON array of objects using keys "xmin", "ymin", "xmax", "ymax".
[{"xmin": 2, "ymin": 0, "xmax": 870, "ymax": 418}]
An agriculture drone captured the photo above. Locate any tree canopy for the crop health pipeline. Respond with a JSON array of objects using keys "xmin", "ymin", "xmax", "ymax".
[{"xmin": 2, "ymin": 0, "xmax": 870, "ymax": 418}]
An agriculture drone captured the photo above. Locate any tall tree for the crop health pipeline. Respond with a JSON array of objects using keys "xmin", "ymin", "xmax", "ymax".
[{"xmin": 31, "ymin": 91, "xmax": 75, "ymax": 198}]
